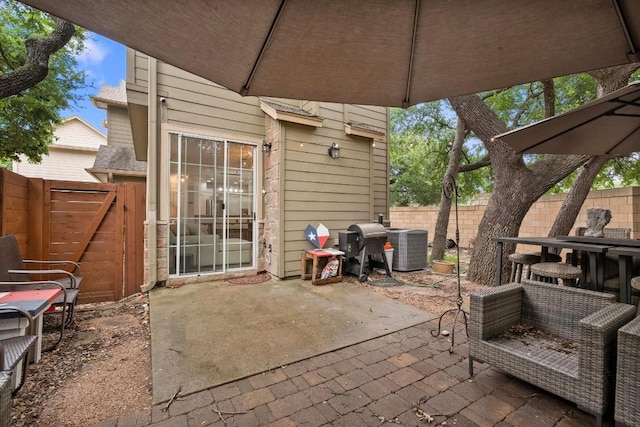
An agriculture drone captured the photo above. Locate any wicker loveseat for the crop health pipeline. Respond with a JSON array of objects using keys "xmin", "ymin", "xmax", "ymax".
[
  {"xmin": 469, "ymin": 280, "xmax": 635, "ymax": 426},
  {"xmin": 615, "ymin": 315, "xmax": 640, "ymax": 427}
]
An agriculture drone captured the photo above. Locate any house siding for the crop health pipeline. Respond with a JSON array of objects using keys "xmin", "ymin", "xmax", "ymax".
[
  {"xmin": 282, "ymin": 103, "xmax": 387, "ymax": 276},
  {"xmin": 128, "ymin": 50, "xmax": 389, "ymax": 279},
  {"xmin": 14, "ymin": 148, "xmax": 99, "ymax": 182},
  {"xmin": 13, "ymin": 118, "xmax": 104, "ymax": 182},
  {"xmin": 107, "ymin": 106, "xmax": 135, "ymax": 147}
]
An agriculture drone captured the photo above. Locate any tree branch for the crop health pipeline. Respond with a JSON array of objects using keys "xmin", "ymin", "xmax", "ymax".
[
  {"xmin": 588, "ymin": 64, "xmax": 640, "ymax": 96},
  {"xmin": 511, "ymin": 86, "xmax": 542, "ymax": 128},
  {"xmin": 542, "ymin": 79, "xmax": 555, "ymax": 118},
  {"xmin": 458, "ymin": 156, "xmax": 491, "ymax": 172},
  {"xmin": 0, "ymin": 16, "xmax": 75, "ymax": 99}
]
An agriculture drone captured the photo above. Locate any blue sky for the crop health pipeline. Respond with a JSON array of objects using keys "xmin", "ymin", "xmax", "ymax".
[{"xmin": 60, "ymin": 33, "xmax": 126, "ymax": 133}]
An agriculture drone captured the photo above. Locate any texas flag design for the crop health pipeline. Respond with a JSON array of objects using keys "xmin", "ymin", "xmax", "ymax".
[{"xmin": 304, "ymin": 223, "xmax": 330, "ymax": 249}]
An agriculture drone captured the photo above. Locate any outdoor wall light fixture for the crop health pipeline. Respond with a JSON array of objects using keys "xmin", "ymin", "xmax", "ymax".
[
  {"xmin": 262, "ymin": 141, "xmax": 272, "ymax": 153},
  {"xmin": 328, "ymin": 142, "xmax": 340, "ymax": 159}
]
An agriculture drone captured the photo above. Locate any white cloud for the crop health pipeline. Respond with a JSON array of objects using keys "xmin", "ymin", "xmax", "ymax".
[{"xmin": 77, "ymin": 36, "xmax": 109, "ymax": 67}]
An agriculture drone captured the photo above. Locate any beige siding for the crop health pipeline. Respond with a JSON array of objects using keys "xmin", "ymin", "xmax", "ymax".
[
  {"xmin": 157, "ymin": 63, "xmax": 266, "ymax": 139},
  {"xmin": 282, "ymin": 102, "xmax": 388, "ymax": 277},
  {"xmin": 129, "ymin": 50, "xmax": 389, "ymax": 279},
  {"xmin": 14, "ymin": 147, "xmax": 98, "ymax": 182},
  {"xmin": 52, "ymin": 117, "xmax": 105, "ymax": 149},
  {"xmin": 12, "ymin": 117, "xmax": 104, "ymax": 182},
  {"xmin": 107, "ymin": 106, "xmax": 135, "ymax": 147}
]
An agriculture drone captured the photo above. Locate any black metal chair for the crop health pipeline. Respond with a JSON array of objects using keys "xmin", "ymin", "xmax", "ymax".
[{"xmin": 0, "ymin": 235, "xmax": 78, "ymax": 345}]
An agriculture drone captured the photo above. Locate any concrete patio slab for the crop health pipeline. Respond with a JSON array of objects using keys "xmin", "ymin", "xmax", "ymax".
[{"xmin": 149, "ymin": 279, "xmax": 435, "ymax": 403}]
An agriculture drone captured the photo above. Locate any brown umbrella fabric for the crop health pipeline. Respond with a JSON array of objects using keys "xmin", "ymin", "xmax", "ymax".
[
  {"xmin": 494, "ymin": 81, "xmax": 640, "ymax": 155},
  {"xmin": 21, "ymin": 0, "xmax": 640, "ymax": 107}
]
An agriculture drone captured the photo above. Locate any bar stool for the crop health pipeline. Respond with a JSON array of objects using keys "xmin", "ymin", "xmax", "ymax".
[
  {"xmin": 508, "ymin": 252, "xmax": 562, "ymax": 283},
  {"xmin": 530, "ymin": 262, "xmax": 582, "ymax": 287}
]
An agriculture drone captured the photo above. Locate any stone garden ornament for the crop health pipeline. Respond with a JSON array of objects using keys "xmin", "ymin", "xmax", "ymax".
[{"xmin": 584, "ymin": 208, "xmax": 612, "ymax": 237}]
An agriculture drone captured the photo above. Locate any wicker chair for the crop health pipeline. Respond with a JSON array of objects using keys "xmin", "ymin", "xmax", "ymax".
[
  {"xmin": 0, "ymin": 372, "xmax": 10, "ymax": 427},
  {"xmin": 615, "ymin": 316, "xmax": 640, "ymax": 427},
  {"xmin": 469, "ymin": 280, "xmax": 636, "ymax": 427},
  {"xmin": 575, "ymin": 227, "xmax": 632, "ymax": 286},
  {"xmin": 575, "ymin": 227, "xmax": 631, "ymax": 239}
]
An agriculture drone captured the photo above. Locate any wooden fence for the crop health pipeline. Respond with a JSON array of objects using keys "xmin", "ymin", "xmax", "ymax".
[{"xmin": 0, "ymin": 169, "xmax": 145, "ymax": 303}]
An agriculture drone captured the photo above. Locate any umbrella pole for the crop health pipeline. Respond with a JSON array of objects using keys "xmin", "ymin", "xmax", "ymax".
[{"xmin": 431, "ymin": 174, "xmax": 469, "ymax": 353}]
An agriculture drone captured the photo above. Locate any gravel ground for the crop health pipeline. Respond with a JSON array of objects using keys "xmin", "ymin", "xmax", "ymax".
[
  {"xmin": 11, "ymin": 249, "xmax": 480, "ymax": 426},
  {"xmin": 11, "ymin": 295, "xmax": 152, "ymax": 427}
]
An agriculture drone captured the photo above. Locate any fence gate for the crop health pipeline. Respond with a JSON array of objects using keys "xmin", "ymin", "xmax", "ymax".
[{"xmin": 25, "ymin": 179, "xmax": 145, "ymax": 304}]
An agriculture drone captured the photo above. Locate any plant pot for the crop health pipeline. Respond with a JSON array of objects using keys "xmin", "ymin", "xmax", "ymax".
[{"xmin": 432, "ymin": 260, "xmax": 455, "ymax": 274}]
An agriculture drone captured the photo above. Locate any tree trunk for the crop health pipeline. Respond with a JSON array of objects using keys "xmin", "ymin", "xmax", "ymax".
[
  {"xmin": 432, "ymin": 119, "xmax": 465, "ymax": 261},
  {"xmin": 547, "ymin": 156, "xmax": 611, "ymax": 238},
  {"xmin": 448, "ymin": 63, "xmax": 639, "ymax": 286},
  {"xmin": 449, "ymin": 94, "xmax": 590, "ymax": 285}
]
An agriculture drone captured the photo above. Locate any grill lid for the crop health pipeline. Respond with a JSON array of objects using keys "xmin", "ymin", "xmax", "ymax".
[{"xmin": 347, "ymin": 223, "xmax": 387, "ymax": 251}]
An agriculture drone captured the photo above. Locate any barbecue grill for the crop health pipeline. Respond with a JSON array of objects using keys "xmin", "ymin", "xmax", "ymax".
[{"xmin": 339, "ymin": 223, "xmax": 391, "ymax": 281}]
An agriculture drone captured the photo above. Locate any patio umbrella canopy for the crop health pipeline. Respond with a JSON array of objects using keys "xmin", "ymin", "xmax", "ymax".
[
  {"xmin": 494, "ymin": 81, "xmax": 640, "ymax": 155},
  {"xmin": 20, "ymin": 0, "xmax": 640, "ymax": 107}
]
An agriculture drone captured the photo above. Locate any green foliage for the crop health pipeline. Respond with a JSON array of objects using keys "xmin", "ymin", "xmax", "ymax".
[
  {"xmin": 548, "ymin": 154, "xmax": 640, "ymax": 194},
  {"xmin": 390, "ymin": 67, "xmax": 640, "ymax": 208},
  {"xmin": 484, "ymin": 74, "xmax": 597, "ymax": 128},
  {"xmin": 390, "ymin": 101, "xmax": 493, "ymax": 206},
  {"xmin": 390, "ymin": 131, "xmax": 450, "ymax": 206},
  {"xmin": 487, "ymin": 73, "xmax": 640, "ymax": 194},
  {"xmin": 0, "ymin": 0, "xmax": 87, "ymax": 162}
]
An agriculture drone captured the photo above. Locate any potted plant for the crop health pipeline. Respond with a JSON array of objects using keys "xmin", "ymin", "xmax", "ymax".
[{"xmin": 432, "ymin": 260, "xmax": 455, "ymax": 274}]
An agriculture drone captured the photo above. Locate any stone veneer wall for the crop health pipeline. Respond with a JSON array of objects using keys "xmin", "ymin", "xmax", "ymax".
[
  {"xmin": 144, "ymin": 221, "xmax": 168, "ymax": 286},
  {"xmin": 390, "ymin": 186, "xmax": 640, "ymax": 246},
  {"xmin": 261, "ymin": 115, "xmax": 281, "ymax": 276}
]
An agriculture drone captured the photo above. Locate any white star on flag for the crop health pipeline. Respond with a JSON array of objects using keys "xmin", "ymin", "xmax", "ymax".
[{"xmin": 307, "ymin": 232, "xmax": 317, "ymax": 241}]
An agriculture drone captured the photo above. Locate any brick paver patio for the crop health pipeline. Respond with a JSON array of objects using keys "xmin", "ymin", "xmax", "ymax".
[{"xmin": 93, "ymin": 319, "xmax": 596, "ymax": 426}]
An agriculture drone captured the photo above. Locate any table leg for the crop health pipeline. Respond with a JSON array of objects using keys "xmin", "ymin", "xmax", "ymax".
[
  {"xmin": 30, "ymin": 314, "xmax": 43, "ymax": 364},
  {"xmin": 579, "ymin": 251, "xmax": 588, "ymax": 288},
  {"xmin": 618, "ymin": 255, "xmax": 633, "ymax": 303},
  {"xmin": 540, "ymin": 246, "xmax": 549, "ymax": 261},
  {"xmin": 495, "ymin": 241, "xmax": 504, "ymax": 287},
  {"xmin": 588, "ymin": 252, "xmax": 604, "ymax": 291},
  {"xmin": 312, "ymin": 256, "xmax": 319, "ymax": 285}
]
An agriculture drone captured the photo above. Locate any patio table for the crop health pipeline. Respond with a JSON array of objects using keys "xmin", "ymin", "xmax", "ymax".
[
  {"xmin": 555, "ymin": 235, "xmax": 640, "ymax": 246},
  {"xmin": 493, "ymin": 236, "xmax": 613, "ymax": 290}
]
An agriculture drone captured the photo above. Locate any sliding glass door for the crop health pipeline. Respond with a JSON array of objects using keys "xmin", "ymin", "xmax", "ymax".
[{"xmin": 169, "ymin": 133, "xmax": 255, "ymax": 276}]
